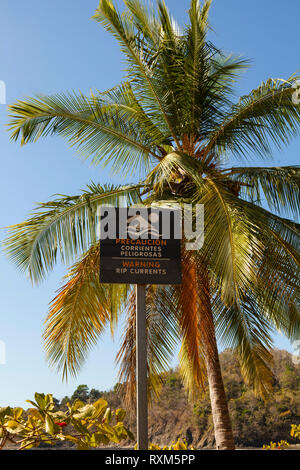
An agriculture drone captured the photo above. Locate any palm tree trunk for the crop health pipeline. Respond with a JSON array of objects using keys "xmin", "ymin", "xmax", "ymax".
[
  {"xmin": 197, "ymin": 265, "xmax": 235, "ymax": 450},
  {"xmin": 203, "ymin": 328, "xmax": 235, "ymax": 450}
]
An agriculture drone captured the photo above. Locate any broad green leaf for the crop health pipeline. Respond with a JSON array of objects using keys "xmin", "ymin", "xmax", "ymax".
[
  {"xmin": 34, "ymin": 393, "xmax": 46, "ymax": 410},
  {"xmin": 5, "ymin": 420, "xmax": 25, "ymax": 435},
  {"xmin": 102, "ymin": 407, "xmax": 112, "ymax": 424},
  {"xmin": 115, "ymin": 408, "xmax": 126, "ymax": 423},
  {"xmin": 73, "ymin": 404, "xmax": 95, "ymax": 420},
  {"xmin": 45, "ymin": 415, "xmax": 59, "ymax": 435},
  {"xmin": 70, "ymin": 418, "xmax": 90, "ymax": 436},
  {"xmin": 13, "ymin": 407, "xmax": 24, "ymax": 420}
]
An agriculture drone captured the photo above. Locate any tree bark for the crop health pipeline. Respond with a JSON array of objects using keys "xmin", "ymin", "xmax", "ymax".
[
  {"xmin": 203, "ymin": 329, "xmax": 235, "ymax": 450},
  {"xmin": 197, "ymin": 265, "xmax": 235, "ymax": 450}
]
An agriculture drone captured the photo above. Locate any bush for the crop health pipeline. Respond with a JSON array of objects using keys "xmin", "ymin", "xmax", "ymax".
[
  {"xmin": 263, "ymin": 424, "xmax": 300, "ymax": 450},
  {"xmin": 0, "ymin": 393, "xmax": 133, "ymax": 450}
]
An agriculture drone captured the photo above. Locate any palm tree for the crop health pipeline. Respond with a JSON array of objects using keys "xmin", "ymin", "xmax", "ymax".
[{"xmin": 5, "ymin": 0, "xmax": 300, "ymax": 450}]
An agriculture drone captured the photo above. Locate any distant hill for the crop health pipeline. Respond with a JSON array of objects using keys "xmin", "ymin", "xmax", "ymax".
[{"xmin": 55, "ymin": 349, "xmax": 300, "ymax": 448}]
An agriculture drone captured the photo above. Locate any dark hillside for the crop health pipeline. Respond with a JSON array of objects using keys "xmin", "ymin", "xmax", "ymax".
[{"xmin": 55, "ymin": 349, "xmax": 300, "ymax": 448}]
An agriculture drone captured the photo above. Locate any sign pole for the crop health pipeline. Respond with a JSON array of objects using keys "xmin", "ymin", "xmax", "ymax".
[
  {"xmin": 136, "ymin": 284, "xmax": 148, "ymax": 450},
  {"xmin": 99, "ymin": 208, "xmax": 182, "ymax": 450}
]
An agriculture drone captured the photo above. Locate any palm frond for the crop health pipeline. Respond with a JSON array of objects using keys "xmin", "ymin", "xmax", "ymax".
[
  {"xmin": 206, "ymin": 75, "xmax": 300, "ymax": 161},
  {"xmin": 43, "ymin": 244, "xmax": 129, "ymax": 379},
  {"xmin": 3, "ymin": 183, "xmax": 142, "ymax": 283},
  {"xmin": 226, "ymin": 165, "xmax": 300, "ymax": 218},
  {"xmin": 176, "ymin": 253, "xmax": 210, "ymax": 396},
  {"xmin": 93, "ymin": 81, "xmax": 171, "ymax": 154},
  {"xmin": 198, "ymin": 177, "xmax": 263, "ymax": 307},
  {"xmin": 145, "ymin": 150, "xmax": 206, "ymax": 199},
  {"xmin": 116, "ymin": 285, "xmax": 179, "ymax": 406},
  {"xmin": 124, "ymin": 0, "xmax": 159, "ymax": 45},
  {"xmin": 93, "ymin": 0, "xmax": 182, "ymax": 149},
  {"xmin": 8, "ymin": 89, "xmax": 161, "ymax": 176},
  {"xmin": 215, "ymin": 294, "xmax": 274, "ymax": 398}
]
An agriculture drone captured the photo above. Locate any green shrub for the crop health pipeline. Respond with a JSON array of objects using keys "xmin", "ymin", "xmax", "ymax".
[{"xmin": 0, "ymin": 393, "xmax": 133, "ymax": 450}]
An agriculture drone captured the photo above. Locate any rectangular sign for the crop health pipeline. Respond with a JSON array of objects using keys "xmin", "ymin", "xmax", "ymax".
[{"xmin": 99, "ymin": 207, "xmax": 182, "ymax": 284}]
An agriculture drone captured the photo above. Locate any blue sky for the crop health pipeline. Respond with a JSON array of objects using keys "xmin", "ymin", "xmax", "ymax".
[{"xmin": 0, "ymin": 0, "xmax": 299, "ymax": 407}]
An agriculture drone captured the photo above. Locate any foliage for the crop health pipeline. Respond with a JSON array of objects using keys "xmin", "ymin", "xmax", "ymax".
[
  {"xmin": 262, "ymin": 423, "xmax": 300, "ymax": 450},
  {"xmin": 1, "ymin": 350, "xmax": 299, "ymax": 450},
  {"xmin": 139, "ymin": 439, "xmax": 195, "ymax": 450},
  {"xmin": 71, "ymin": 385, "xmax": 89, "ymax": 403},
  {"xmin": 290, "ymin": 423, "xmax": 300, "ymax": 440},
  {"xmin": 48, "ymin": 350, "xmax": 300, "ymax": 449},
  {"xmin": 131, "ymin": 350, "xmax": 300, "ymax": 448},
  {"xmin": 0, "ymin": 393, "xmax": 133, "ymax": 450},
  {"xmin": 263, "ymin": 440, "xmax": 290, "ymax": 450}
]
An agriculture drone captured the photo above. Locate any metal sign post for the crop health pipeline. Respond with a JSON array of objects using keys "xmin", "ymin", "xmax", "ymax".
[
  {"xmin": 99, "ymin": 207, "xmax": 182, "ymax": 451},
  {"xmin": 135, "ymin": 284, "xmax": 148, "ymax": 450}
]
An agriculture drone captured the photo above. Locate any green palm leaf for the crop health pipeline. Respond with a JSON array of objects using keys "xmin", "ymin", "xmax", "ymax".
[
  {"xmin": 225, "ymin": 165, "xmax": 300, "ymax": 217},
  {"xmin": 44, "ymin": 244, "xmax": 129, "ymax": 378},
  {"xmin": 8, "ymin": 90, "xmax": 161, "ymax": 176},
  {"xmin": 207, "ymin": 76, "xmax": 300, "ymax": 161},
  {"xmin": 93, "ymin": 0, "xmax": 182, "ymax": 149},
  {"xmin": 215, "ymin": 295, "xmax": 274, "ymax": 398},
  {"xmin": 4, "ymin": 183, "xmax": 142, "ymax": 283}
]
